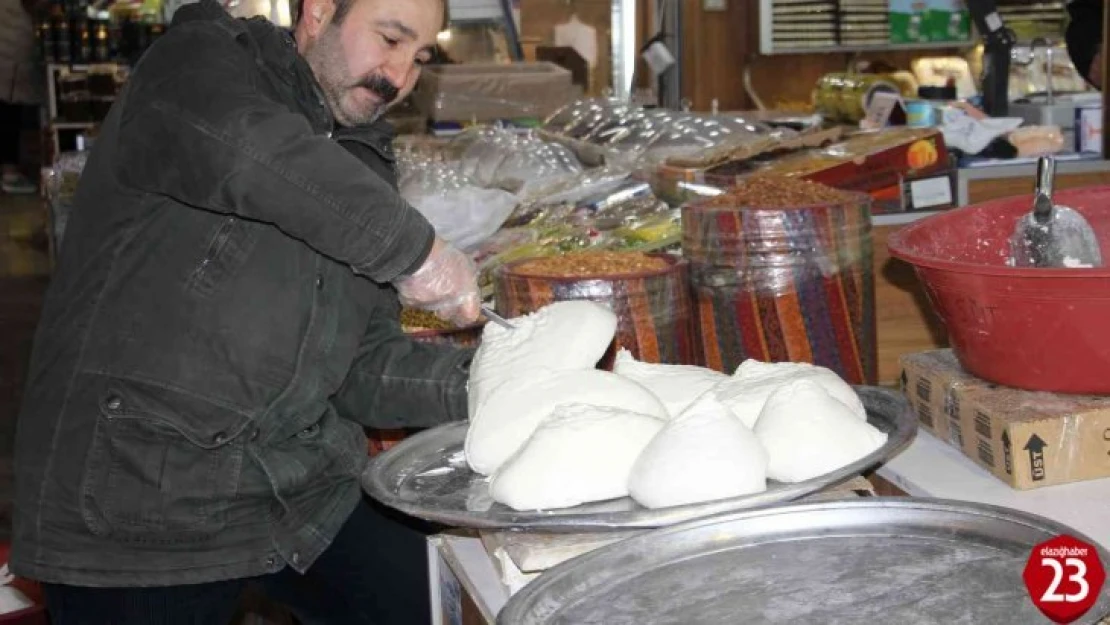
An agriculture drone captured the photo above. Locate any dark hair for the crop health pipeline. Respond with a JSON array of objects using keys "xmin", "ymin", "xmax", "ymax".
[
  {"xmin": 292, "ymin": 0, "xmax": 446, "ymax": 30},
  {"xmin": 291, "ymin": 0, "xmax": 356, "ymax": 26}
]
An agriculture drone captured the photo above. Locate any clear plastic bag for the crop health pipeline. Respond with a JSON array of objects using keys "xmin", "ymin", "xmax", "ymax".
[{"xmin": 43, "ymin": 150, "xmax": 90, "ymax": 252}]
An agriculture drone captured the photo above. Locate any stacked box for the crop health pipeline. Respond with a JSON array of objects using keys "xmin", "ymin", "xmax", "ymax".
[{"xmin": 900, "ymin": 350, "xmax": 1110, "ymax": 490}]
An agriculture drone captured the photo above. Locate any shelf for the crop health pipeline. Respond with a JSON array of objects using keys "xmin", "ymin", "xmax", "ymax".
[
  {"xmin": 761, "ymin": 40, "xmax": 974, "ymax": 56},
  {"xmin": 50, "ymin": 121, "xmax": 97, "ymax": 129},
  {"xmin": 48, "ymin": 62, "xmax": 127, "ymax": 70}
]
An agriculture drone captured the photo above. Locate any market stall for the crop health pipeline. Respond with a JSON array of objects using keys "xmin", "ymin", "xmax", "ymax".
[{"xmin": 26, "ymin": 0, "xmax": 1110, "ymax": 622}]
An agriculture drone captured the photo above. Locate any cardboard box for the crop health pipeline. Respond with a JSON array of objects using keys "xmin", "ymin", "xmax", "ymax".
[
  {"xmin": 412, "ymin": 62, "xmax": 577, "ymax": 123},
  {"xmin": 900, "ymin": 350, "xmax": 1110, "ymax": 490},
  {"xmin": 646, "ymin": 128, "xmax": 953, "ymax": 213}
]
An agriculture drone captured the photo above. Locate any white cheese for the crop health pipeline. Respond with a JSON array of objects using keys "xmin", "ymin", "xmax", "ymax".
[
  {"xmin": 629, "ymin": 393, "xmax": 768, "ymax": 509},
  {"xmin": 468, "ymin": 301, "xmax": 617, "ymax": 419},
  {"xmin": 754, "ymin": 379, "xmax": 887, "ymax": 483},
  {"xmin": 711, "ymin": 359, "xmax": 867, "ymax": 429},
  {"xmin": 489, "ymin": 403, "xmax": 665, "ymax": 511},
  {"xmin": 465, "ymin": 368, "xmax": 666, "ymax": 476},
  {"xmin": 612, "ymin": 349, "xmax": 729, "ymax": 418}
]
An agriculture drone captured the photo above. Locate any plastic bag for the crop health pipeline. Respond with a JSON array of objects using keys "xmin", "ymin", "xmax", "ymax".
[{"xmin": 407, "ymin": 185, "xmax": 518, "ymax": 253}]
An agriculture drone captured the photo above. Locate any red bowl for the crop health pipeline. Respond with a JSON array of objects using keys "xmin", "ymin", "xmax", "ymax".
[{"xmin": 889, "ymin": 185, "xmax": 1110, "ymax": 394}]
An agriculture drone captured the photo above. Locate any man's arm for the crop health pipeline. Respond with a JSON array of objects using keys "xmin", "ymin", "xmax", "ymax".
[
  {"xmin": 113, "ymin": 20, "xmax": 433, "ymax": 282},
  {"xmin": 331, "ymin": 313, "xmax": 474, "ymax": 429},
  {"xmin": 1066, "ymin": 0, "xmax": 1103, "ymax": 88}
]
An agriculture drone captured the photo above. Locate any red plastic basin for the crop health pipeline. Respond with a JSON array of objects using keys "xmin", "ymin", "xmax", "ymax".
[{"xmin": 888, "ymin": 185, "xmax": 1110, "ymax": 394}]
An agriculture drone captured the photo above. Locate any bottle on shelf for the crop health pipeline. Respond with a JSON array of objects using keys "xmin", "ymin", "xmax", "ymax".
[
  {"xmin": 92, "ymin": 18, "xmax": 110, "ymax": 62},
  {"xmin": 72, "ymin": 14, "xmax": 92, "ymax": 65},
  {"xmin": 54, "ymin": 12, "xmax": 71, "ymax": 64}
]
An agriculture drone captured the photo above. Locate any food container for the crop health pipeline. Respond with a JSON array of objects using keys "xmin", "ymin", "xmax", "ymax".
[
  {"xmin": 498, "ymin": 499, "xmax": 1110, "ymax": 624},
  {"xmin": 888, "ymin": 185, "xmax": 1110, "ymax": 394},
  {"xmin": 814, "ymin": 73, "xmax": 901, "ymax": 123},
  {"xmin": 494, "ymin": 252, "xmax": 696, "ymax": 364},
  {"xmin": 683, "ymin": 180, "xmax": 876, "ymax": 384},
  {"xmin": 404, "ymin": 324, "xmax": 484, "ymax": 349},
  {"xmin": 400, "ymin": 308, "xmax": 484, "ymax": 349}
]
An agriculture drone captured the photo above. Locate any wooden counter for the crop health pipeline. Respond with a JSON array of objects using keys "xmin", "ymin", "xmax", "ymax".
[{"xmin": 872, "ymin": 159, "xmax": 1110, "ymax": 384}]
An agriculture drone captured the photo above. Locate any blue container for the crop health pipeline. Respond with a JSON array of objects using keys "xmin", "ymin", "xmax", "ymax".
[{"xmin": 905, "ymin": 100, "xmax": 936, "ymax": 128}]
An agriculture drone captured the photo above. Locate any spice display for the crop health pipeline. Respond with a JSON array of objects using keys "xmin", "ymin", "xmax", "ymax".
[
  {"xmin": 514, "ymin": 251, "xmax": 671, "ymax": 277},
  {"xmin": 683, "ymin": 189, "xmax": 876, "ymax": 384},
  {"xmin": 496, "ymin": 254, "xmax": 696, "ymax": 364},
  {"xmin": 706, "ymin": 176, "xmax": 854, "ymax": 209}
]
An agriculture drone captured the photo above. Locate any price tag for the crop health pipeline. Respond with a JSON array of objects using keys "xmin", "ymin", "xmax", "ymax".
[
  {"xmin": 908, "ymin": 176, "xmax": 953, "ymax": 209},
  {"xmin": 861, "ymin": 92, "xmax": 905, "ymax": 130},
  {"xmin": 1023, "ymin": 535, "xmax": 1106, "ymax": 624}
]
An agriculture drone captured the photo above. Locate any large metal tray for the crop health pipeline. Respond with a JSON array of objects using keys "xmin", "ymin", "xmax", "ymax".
[
  {"xmin": 499, "ymin": 498, "xmax": 1110, "ymax": 624},
  {"xmin": 361, "ymin": 386, "xmax": 915, "ymax": 531}
]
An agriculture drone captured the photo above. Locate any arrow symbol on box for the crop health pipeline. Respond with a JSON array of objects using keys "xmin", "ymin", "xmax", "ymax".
[
  {"xmin": 1025, "ymin": 434, "xmax": 1047, "ymax": 482},
  {"xmin": 1001, "ymin": 430, "xmax": 1013, "ymax": 475}
]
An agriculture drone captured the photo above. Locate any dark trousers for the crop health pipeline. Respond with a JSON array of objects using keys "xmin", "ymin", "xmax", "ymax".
[
  {"xmin": 41, "ymin": 499, "xmax": 436, "ymax": 625},
  {"xmin": 0, "ymin": 101, "xmax": 37, "ymax": 167}
]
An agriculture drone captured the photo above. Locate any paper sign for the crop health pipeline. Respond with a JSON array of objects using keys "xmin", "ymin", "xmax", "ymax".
[
  {"xmin": 909, "ymin": 176, "xmax": 954, "ymax": 209},
  {"xmin": 863, "ymin": 92, "xmax": 905, "ymax": 129}
]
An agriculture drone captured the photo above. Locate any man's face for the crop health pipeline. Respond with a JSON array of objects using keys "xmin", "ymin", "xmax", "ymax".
[{"xmin": 299, "ymin": 0, "xmax": 441, "ymax": 126}]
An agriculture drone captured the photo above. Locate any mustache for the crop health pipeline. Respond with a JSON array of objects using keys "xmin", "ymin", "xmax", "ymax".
[{"xmin": 358, "ymin": 74, "xmax": 400, "ymax": 104}]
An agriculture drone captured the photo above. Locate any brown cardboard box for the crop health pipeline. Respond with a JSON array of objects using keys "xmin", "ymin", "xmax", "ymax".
[
  {"xmin": 647, "ymin": 128, "xmax": 952, "ymax": 213},
  {"xmin": 412, "ymin": 62, "xmax": 577, "ymax": 122},
  {"xmin": 900, "ymin": 350, "xmax": 1110, "ymax": 490}
]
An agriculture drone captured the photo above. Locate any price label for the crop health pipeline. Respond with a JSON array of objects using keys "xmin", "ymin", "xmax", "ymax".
[{"xmin": 1023, "ymin": 535, "xmax": 1106, "ymax": 623}]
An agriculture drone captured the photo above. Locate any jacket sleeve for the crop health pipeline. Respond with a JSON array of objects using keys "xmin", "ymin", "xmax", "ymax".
[
  {"xmin": 112, "ymin": 21, "xmax": 434, "ymax": 282},
  {"xmin": 1066, "ymin": 0, "xmax": 1103, "ymax": 84},
  {"xmin": 331, "ymin": 312, "xmax": 474, "ymax": 429}
]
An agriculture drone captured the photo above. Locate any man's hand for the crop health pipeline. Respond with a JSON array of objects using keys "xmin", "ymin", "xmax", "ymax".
[{"xmin": 393, "ymin": 237, "xmax": 481, "ymax": 326}]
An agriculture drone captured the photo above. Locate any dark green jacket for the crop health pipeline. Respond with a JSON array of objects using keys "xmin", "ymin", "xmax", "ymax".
[
  {"xmin": 12, "ymin": 0, "xmax": 472, "ymax": 586},
  {"xmin": 1066, "ymin": 0, "xmax": 1102, "ymax": 84}
]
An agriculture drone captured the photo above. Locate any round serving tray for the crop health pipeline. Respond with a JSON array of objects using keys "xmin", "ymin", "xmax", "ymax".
[
  {"xmin": 361, "ymin": 385, "xmax": 916, "ymax": 531},
  {"xmin": 499, "ymin": 498, "xmax": 1110, "ymax": 624}
]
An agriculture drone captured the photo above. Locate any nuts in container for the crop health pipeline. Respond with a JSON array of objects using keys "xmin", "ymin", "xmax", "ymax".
[
  {"xmin": 682, "ymin": 177, "xmax": 876, "ymax": 384},
  {"xmin": 706, "ymin": 175, "xmax": 853, "ymax": 209},
  {"xmin": 400, "ymin": 308, "xmax": 484, "ymax": 348},
  {"xmin": 513, "ymin": 251, "xmax": 671, "ymax": 278},
  {"xmin": 400, "ymin": 308, "xmax": 455, "ymax": 332},
  {"xmin": 496, "ymin": 252, "xmax": 696, "ymax": 364}
]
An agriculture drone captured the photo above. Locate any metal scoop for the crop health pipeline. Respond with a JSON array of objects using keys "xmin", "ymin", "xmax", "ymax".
[
  {"xmin": 1010, "ymin": 156, "xmax": 1103, "ymax": 268},
  {"xmin": 481, "ymin": 305, "xmax": 516, "ymax": 330}
]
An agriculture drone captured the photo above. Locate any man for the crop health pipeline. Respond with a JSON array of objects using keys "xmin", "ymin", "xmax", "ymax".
[
  {"xmin": 1065, "ymin": 0, "xmax": 1103, "ymax": 88},
  {"xmin": 11, "ymin": 0, "xmax": 480, "ymax": 621},
  {"xmin": 0, "ymin": 0, "xmax": 43, "ymax": 194}
]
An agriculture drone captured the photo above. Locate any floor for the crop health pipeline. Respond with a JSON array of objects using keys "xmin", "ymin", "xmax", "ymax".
[{"xmin": 0, "ymin": 192, "xmax": 52, "ymax": 541}]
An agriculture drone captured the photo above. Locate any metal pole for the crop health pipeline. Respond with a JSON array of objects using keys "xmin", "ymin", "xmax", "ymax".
[
  {"xmin": 659, "ymin": 0, "xmax": 682, "ymax": 110},
  {"xmin": 499, "ymin": 0, "xmax": 524, "ymax": 61},
  {"xmin": 1101, "ymin": 0, "xmax": 1109, "ymax": 158}
]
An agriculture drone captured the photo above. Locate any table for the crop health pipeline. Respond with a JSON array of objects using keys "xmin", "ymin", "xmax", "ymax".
[{"xmin": 876, "ymin": 429, "xmax": 1110, "ymax": 549}]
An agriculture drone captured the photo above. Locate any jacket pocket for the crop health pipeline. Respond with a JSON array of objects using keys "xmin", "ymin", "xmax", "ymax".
[
  {"xmin": 80, "ymin": 377, "xmax": 254, "ymax": 544},
  {"xmin": 187, "ymin": 216, "xmax": 258, "ymax": 297}
]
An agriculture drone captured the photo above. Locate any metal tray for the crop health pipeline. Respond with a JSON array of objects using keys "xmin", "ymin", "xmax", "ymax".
[
  {"xmin": 499, "ymin": 499, "xmax": 1110, "ymax": 624},
  {"xmin": 361, "ymin": 386, "xmax": 915, "ymax": 531}
]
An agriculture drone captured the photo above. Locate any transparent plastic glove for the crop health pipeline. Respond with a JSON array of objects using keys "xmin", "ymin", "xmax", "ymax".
[{"xmin": 393, "ymin": 237, "xmax": 481, "ymax": 326}]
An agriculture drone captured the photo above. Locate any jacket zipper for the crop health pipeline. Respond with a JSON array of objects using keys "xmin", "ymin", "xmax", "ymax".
[{"xmin": 196, "ymin": 217, "xmax": 237, "ymax": 274}]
